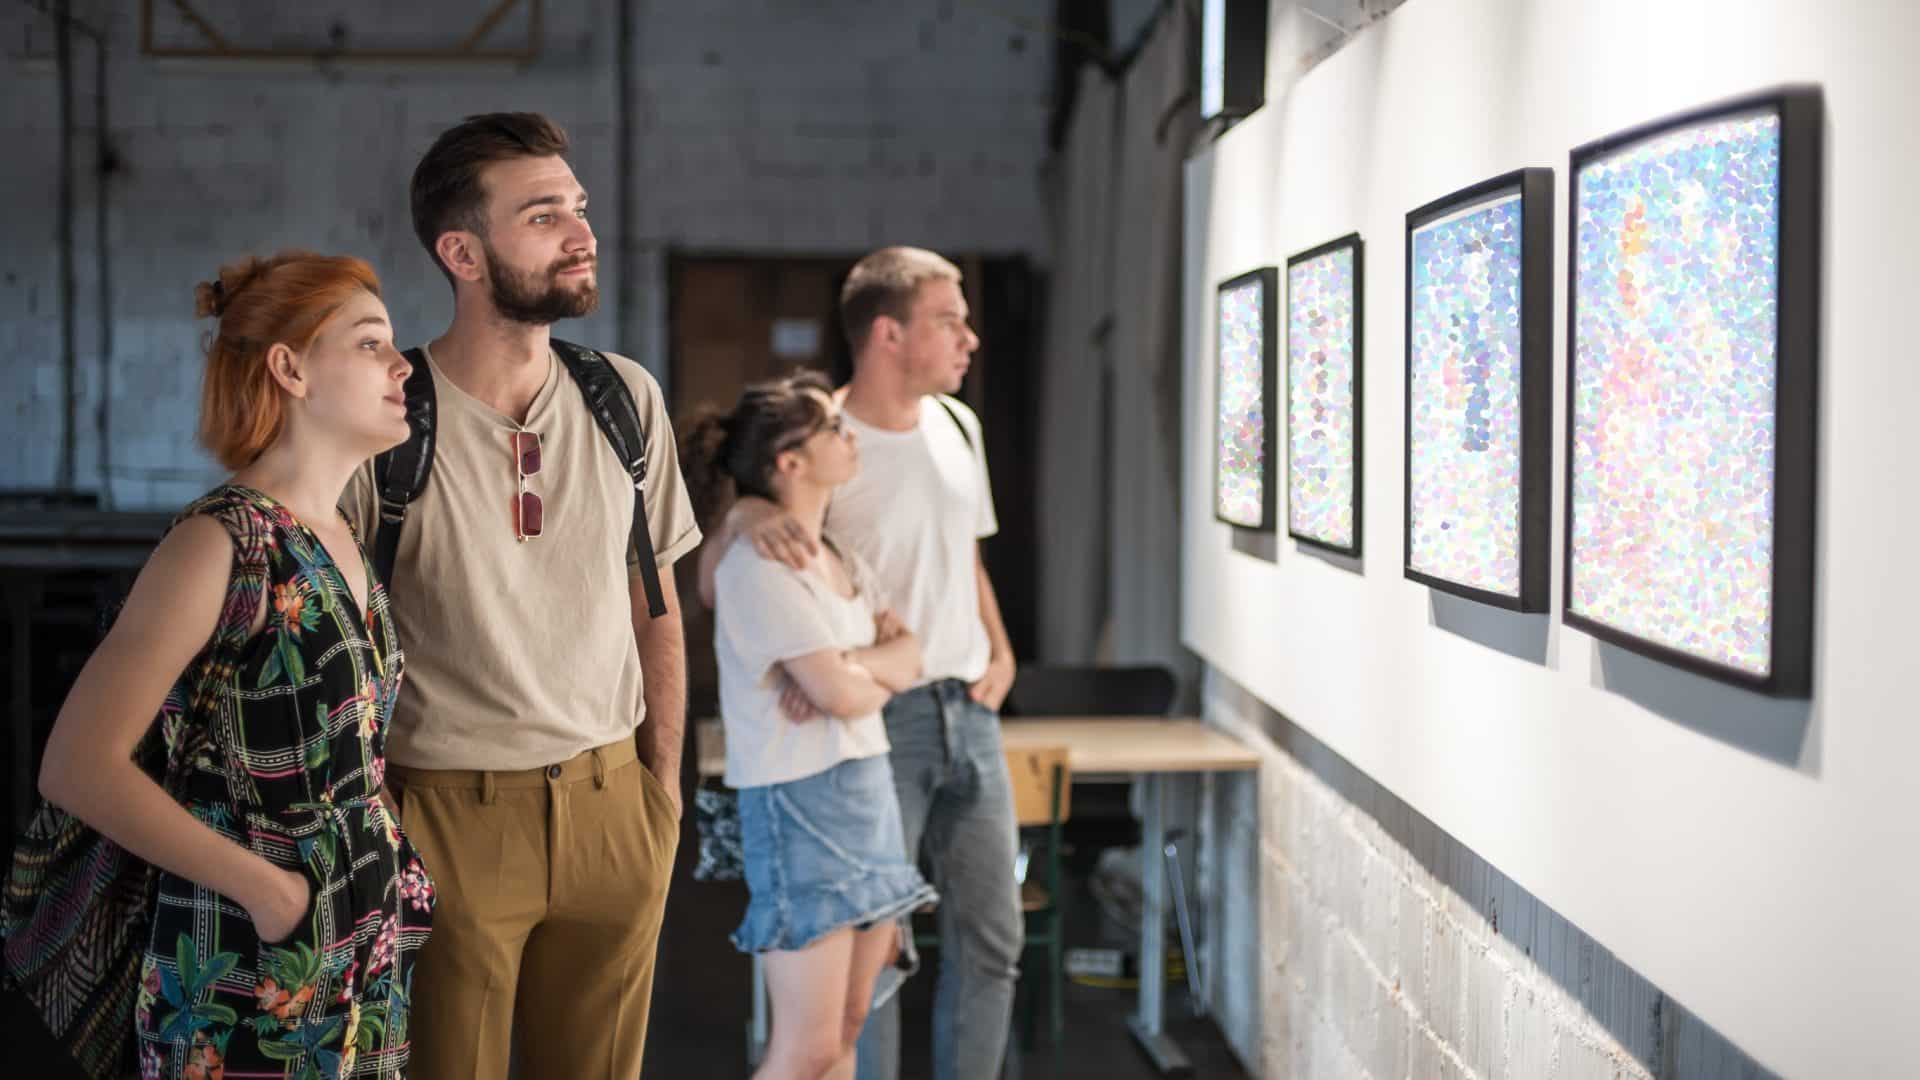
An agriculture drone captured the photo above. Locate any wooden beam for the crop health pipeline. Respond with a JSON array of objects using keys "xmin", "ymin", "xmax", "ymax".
[{"xmin": 458, "ymin": 0, "xmax": 522, "ymax": 53}]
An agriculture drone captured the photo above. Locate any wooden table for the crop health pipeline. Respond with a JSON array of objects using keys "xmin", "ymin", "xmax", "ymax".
[
  {"xmin": 696, "ymin": 715, "xmax": 1260, "ymax": 1074},
  {"xmin": 695, "ymin": 716, "xmax": 1258, "ymax": 781},
  {"xmin": 998, "ymin": 717, "xmax": 1260, "ymax": 775}
]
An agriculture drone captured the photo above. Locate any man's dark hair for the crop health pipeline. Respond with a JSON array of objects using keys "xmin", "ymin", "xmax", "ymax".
[{"xmin": 410, "ymin": 112, "xmax": 570, "ymax": 284}]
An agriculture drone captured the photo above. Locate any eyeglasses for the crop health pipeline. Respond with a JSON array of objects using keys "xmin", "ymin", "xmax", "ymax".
[
  {"xmin": 512, "ymin": 430, "xmax": 543, "ymax": 542},
  {"xmin": 776, "ymin": 413, "xmax": 849, "ymax": 454}
]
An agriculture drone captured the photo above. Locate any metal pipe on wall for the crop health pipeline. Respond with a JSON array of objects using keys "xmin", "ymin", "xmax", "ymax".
[
  {"xmin": 27, "ymin": 0, "xmax": 112, "ymax": 502},
  {"xmin": 93, "ymin": 32, "xmax": 113, "ymax": 507},
  {"xmin": 615, "ymin": 0, "xmax": 637, "ymax": 361},
  {"xmin": 55, "ymin": 0, "xmax": 76, "ymax": 493}
]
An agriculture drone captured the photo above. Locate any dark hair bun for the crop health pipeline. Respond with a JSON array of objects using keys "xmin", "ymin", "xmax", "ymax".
[{"xmin": 194, "ymin": 255, "xmax": 277, "ymax": 319}]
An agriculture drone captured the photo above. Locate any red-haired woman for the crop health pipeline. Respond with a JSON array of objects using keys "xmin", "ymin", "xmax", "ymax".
[{"xmin": 11, "ymin": 252, "xmax": 432, "ymax": 1078}]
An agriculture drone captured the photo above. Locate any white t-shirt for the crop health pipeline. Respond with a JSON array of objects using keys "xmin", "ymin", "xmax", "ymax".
[
  {"xmin": 713, "ymin": 543, "xmax": 891, "ymax": 788},
  {"xmin": 828, "ymin": 395, "xmax": 998, "ymax": 686}
]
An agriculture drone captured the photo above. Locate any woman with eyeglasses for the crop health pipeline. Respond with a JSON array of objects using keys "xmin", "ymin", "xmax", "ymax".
[
  {"xmin": 7, "ymin": 252, "xmax": 434, "ymax": 1079},
  {"xmin": 684, "ymin": 371, "xmax": 937, "ymax": 1080}
]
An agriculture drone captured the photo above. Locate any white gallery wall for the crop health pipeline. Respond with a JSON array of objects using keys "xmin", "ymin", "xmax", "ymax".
[{"xmin": 1181, "ymin": 0, "xmax": 1920, "ymax": 1075}]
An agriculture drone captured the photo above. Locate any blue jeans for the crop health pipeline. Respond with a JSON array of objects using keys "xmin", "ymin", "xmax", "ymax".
[{"xmin": 854, "ymin": 680, "xmax": 1023, "ymax": 1080}]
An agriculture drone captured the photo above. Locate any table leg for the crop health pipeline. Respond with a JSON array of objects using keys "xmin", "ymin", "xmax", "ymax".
[
  {"xmin": 1128, "ymin": 771, "xmax": 1192, "ymax": 1074},
  {"xmin": 1166, "ymin": 836, "xmax": 1204, "ymax": 1016}
]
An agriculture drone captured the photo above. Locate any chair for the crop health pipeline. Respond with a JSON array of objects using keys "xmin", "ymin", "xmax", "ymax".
[
  {"xmin": 1000, "ymin": 664, "xmax": 1208, "ymax": 1017},
  {"xmin": 1005, "ymin": 744, "xmax": 1071, "ymax": 1049},
  {"xmin": 1001, "ymin": 663, "xmax": 1177, "ymax": 847},
  {"xmin": 1001, "ymin": 664, "xmax": 1178, "ymax": 718}
]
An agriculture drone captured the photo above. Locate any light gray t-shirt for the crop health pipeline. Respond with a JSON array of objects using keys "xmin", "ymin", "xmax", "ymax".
[
  {"xmin": 713, "ymin": 543, "xmax": 891, "ymax": 788},
  {"xmin": 827, "ymin": 396, "xmax": 997, "ymax": 685}
]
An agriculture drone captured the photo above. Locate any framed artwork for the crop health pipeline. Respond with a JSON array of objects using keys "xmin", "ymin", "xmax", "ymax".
[
  {"xmin": 1404, "ymin": 168, "xmax": 1555, "ymax": 611},
  {"xmin": 1565, "ymin": 85, "xmax": 1822, "ymax": 697},
  {"xmin": 1214, "ymin": 267, "xmax": 1280, "ymax": 528},
  {"xmin": 1286, "ymin": 233, "xmax": 1364, "ymax": 555}
]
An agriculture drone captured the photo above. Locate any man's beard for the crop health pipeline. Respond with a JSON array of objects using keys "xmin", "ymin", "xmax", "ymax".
[{"xmin": 485, "ymin": 241, "xmax": 599, "ymax": 325}]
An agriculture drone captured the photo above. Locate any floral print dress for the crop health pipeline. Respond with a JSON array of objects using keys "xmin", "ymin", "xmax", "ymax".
[{"xmin": 133, "ymin": 486, "xmax": 434, "ymax": 1080}]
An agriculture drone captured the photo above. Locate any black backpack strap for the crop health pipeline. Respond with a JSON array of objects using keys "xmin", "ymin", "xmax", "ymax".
[
  {"xmin": 934, "ymin": 394, "xmax": 976, "ymax": 454},
  {"xmin": 370, "ymin": 348, "xmax": 436, "ymax": 593},
  {"xmin": 551, "ymin": 338, "xmax": 667, "ymax": 620}
]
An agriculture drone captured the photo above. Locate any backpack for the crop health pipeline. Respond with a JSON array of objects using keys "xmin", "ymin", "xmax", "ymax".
[
  {"xmin": 933, "ymin": 395, "xmax": 975, "ymax": 454},
  {"xmin": 372, "ymin": 338, "xmax": 667, "ymax": 618}
]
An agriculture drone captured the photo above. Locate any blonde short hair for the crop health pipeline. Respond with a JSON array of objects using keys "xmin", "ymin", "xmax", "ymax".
[{"xmin": 838, "ymin": 246, "xmax": 962, "ymax": 353}]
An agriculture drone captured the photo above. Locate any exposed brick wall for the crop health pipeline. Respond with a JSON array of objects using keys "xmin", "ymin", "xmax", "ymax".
[
  {"xmin": 1200, "ymin": 667, "xmax": 1775, "ymax": 1079},
  {"xmin": 1, "ymin": 0, "xmax": 1050, "ymax": 506}
]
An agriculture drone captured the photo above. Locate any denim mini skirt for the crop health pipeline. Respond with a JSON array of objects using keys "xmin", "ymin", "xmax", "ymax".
[{"xmin": 732, "ymin": 753, "xmax": 938, "ymax": 977}]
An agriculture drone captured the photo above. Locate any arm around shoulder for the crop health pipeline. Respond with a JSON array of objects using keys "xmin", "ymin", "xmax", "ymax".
[{"xmin": 696, "ymin": 495, "xmax": 787, "ymax": 609}]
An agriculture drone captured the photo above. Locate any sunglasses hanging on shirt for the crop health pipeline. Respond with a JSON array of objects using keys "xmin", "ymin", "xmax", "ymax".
[{"xmin": 512, "ymin": 430, "xmax": 544, "ymax": 541}]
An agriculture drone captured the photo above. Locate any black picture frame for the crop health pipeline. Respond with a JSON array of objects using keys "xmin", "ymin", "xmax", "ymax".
[
  {"xmin": 1212, "ymin": 266, "xmax": 1280, "ymax": 530},
  {"xmin": 1402, "ymin": 168, "xmax": 1555, "ymax": 612},
  {"xmin": 1285, "ymin": 232, "xmax": 1365, "ymax": 557},
  {"xmin": 1563, "ymin": 84, "xmax": 1822, "ymax": 698}
]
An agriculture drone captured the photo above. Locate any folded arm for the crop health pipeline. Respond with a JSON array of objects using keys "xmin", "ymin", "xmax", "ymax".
[{"xmin": 780, "ymin": 631, "xmax": 918, "ymax": 720}]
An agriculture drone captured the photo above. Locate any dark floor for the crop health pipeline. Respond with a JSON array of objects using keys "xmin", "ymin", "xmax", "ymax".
[{"xmin": 648, "ymin": 804, "xmax": 1252, "ymax": 1080}]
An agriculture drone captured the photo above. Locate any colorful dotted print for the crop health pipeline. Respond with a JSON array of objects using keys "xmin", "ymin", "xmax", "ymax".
[
  {"xmin": 1408, "ymin": 192, "xmax": 1525, "ymax": 596},
  {"xmin": 1216, "ymin": 278, "xmax": 1268, "ymax": 526},
  {"xmin": 1288, "ymin": 246, "xmax": 1358, "ymax": 548},
  {"xmin": 1569, "ymin": 110, "xmax": 1781, "ymax": 676}
]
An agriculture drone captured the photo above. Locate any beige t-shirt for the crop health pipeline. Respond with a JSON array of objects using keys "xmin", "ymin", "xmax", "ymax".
[{"xmin": 341, "ymin": 344, "xmax": 701, "ymax": 772}]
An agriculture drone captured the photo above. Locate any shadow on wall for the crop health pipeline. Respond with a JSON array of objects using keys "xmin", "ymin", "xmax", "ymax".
[
  {"xmin": 1423, "ymin": 594, "xmax": 1817, "ymax": 773},
  {"xmin": 1593, "ymin": 644, "xmax": 1818, "ymax": 776},
  {"xmin": 1430, "ymin": 593, "xmax": 1549, "ymax": 666},
  {"xmin": 1295, "ymin": 541, "xmax": 1361, "ymax": 576},
  {"xmin": 1230, "ymin": 526, "xmax": 1278, "ymax": 563}
]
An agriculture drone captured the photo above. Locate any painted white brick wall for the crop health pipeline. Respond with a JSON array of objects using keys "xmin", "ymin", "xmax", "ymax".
[
  {"xmin": 1200, "ymin": 667, "xmax": 1774, "ymax": 1080},
  {"xmin": 1, "ymin": 0, "xmax": 1050, "ymax": 506}
]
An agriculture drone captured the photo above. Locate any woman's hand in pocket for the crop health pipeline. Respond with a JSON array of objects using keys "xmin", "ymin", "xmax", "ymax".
[{"xmin": 246, "ymin": 863, "xmax": 312, "ymax": 944}]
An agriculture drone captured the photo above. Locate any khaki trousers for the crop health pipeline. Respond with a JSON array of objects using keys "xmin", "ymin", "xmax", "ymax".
[{"xmin": 388, "ymin": 737, "xmax": 679, "ymax": 1079}]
